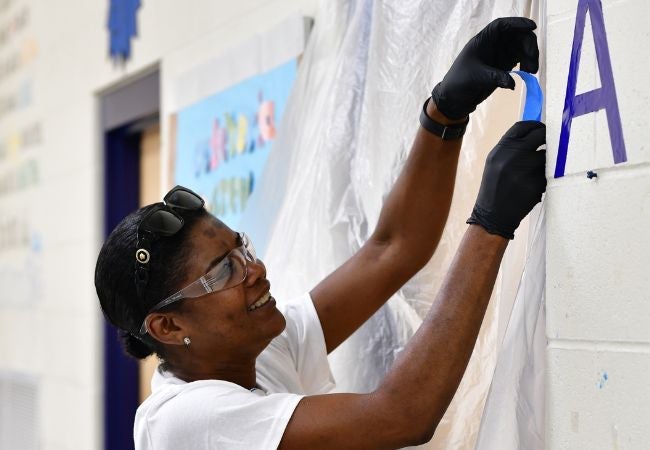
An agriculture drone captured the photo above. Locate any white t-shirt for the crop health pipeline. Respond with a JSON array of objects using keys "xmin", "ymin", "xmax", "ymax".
[{"xmin": 134, "ymin": 293, "xmax": 336, "ymax": 450}]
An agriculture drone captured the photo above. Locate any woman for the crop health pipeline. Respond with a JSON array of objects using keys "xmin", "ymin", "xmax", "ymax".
[{"xmin": 95, "ymin": 18, "xmax": 545, "ymax": 449}]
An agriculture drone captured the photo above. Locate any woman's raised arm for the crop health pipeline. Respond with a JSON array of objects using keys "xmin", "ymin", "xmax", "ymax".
[
  {"xmin": 283, "ymin": 118, "xmax": 546, "ymax": 449},
  {"xmin": 310, "ymin": 17, "xmax": 540, "ymax": 353}
]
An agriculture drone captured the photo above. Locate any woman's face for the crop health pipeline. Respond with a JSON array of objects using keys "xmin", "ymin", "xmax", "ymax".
[{"xmin": 174, "ymin": 215, "xmax": 286, "ymax": 360}]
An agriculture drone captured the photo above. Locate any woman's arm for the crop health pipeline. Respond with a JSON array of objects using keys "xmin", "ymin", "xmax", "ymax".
[
  {"xmin": 311, "ymin": 17, "xmax": 540, "ymax": 353},
  {"xmin": 311, "ymin": 101, "xmax": 463, "ymax": 353},
  {"xmin": 281, "ymin": 226, "xmax": 507, "ymax": 449},
  {"xmin": 282, "ymin": 119, "xmax": 546, "ymax": 449}
]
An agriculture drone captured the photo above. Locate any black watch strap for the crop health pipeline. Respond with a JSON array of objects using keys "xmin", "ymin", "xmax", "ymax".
[{"xmin": 419, "ymin": 98, "xmax": 469, "ymax": 140}]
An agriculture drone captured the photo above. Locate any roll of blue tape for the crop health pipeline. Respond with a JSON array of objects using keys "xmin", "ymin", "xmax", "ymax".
[{"xmin": 511, "ymin": 70, "xmax": 543, "ymax": 122}]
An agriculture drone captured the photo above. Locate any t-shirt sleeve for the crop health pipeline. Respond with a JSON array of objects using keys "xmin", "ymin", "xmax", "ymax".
[
  {"xmin": 279, "ymin": 293, "xmax": 336, "ymax": 394},
  {"xmin": 142, "ymin": 383, "xmax": 302, "ymax": 450}
]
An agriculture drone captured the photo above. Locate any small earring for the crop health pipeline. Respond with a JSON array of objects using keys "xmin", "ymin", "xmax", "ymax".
[{"xmin": 183, "ymin": 337, "xmax": 191, "ymax": 346}]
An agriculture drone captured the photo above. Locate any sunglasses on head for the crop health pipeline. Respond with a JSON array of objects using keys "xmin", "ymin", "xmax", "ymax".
[{"xmin": 134, "ymin": 185, "xmax": 205, "ymax": 298}]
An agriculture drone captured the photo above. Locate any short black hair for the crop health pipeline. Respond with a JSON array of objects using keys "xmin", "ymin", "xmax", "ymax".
[{"xmin": 94, "ymin": 204, "xmax": 207, "ymax": 359}]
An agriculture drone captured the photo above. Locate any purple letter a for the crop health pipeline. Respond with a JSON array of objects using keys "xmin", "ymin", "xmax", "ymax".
[{"xmin": 555, "ymin": 0, "xmax": 626, "ymax": 178}]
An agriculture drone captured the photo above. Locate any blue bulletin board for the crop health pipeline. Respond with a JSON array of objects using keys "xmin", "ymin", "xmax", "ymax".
[{"xmin": 174, "ymin": 60, "xmax": 297, "ymax": 228}]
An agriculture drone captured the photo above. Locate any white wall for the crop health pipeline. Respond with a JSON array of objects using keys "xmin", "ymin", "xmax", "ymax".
[
  {"xmin": 546, "ymin": 0, "xmax": 650, "ymax": 448},
  {"xmin": 6, "ymin": 0, "xmax": 647, "ymax": 447},
  {"xmin": 0, "ymin": 1, "xmax": 317, "ymax": 449}
]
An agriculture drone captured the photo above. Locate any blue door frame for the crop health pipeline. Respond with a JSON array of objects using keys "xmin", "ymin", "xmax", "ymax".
[{"xmin": 103, "ymin": 125, "xmax": 141, "ymax": 450}]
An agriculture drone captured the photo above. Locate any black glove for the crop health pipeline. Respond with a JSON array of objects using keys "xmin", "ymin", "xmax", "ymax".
[
  {"xmin": 467, "ymin": 121, "xmax": 546, "ymax": 239},
  {"xmin": 431, "ymin": 17, "xmax": 539, "ymax": 120}
]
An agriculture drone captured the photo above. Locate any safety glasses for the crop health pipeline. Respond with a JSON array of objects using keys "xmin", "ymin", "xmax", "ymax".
[
  {"xmin": 134, "ymin": 185, "xmax": 205, "ymax": 298},
  {"xmin": 139, "ymin": 232, "xmax": 257, "ymax": 335}
]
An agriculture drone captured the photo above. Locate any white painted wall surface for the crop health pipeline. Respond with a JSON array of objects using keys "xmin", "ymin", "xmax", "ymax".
[
  {"xmin": 0, "ymin": 1, "xmax": 317, "ymax": 449},
  {"xmin": 546, "ymin": 0, "xmax": 650, "ymax": 448},
  {"xmin": 5, "ymin": 0, "xmax": 647, "ymax": 447}
]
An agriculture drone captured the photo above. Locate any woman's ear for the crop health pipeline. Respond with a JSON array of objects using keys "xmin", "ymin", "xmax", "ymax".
[{"xmin": 146, "ymin": 313, "xmax": 187, "ymax": 346}]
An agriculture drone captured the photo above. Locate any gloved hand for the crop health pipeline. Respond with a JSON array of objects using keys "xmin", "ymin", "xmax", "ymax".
[
  {"xmin": 431, "ymin": 17, "xmax": 539, "ymax": 120},
  {"xmin": 467, "ymin": 121, "xmax": 546, "ymax": 239}
]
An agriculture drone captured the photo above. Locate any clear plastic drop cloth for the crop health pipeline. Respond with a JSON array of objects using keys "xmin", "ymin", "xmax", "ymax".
[
  {"xmin": 239, "ymin": 1, "xmax": 539, "ymax": 448},
  {"xmin": 474, "ymin": 205, "xmax": 546, "ymax": 450},
  {"xmin": 475, "ymin": 2, "xmax": 547, "ymax": 448}
]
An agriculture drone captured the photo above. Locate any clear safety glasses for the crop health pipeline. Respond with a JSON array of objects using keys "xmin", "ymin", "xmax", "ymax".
[{"xmin": 139, "ymin": 232, "xmax": 257, "ymax": 335}]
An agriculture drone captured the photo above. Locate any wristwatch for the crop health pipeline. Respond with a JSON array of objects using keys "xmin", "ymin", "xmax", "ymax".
[{"xmin": 419, "ymin": 98, "xmax": 469, "ymax": 140}]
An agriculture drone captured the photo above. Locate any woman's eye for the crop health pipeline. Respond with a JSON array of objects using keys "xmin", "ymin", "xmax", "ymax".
[{"xmin": 211, "ymin": 260, "xmax": 232, "ymax": 280}]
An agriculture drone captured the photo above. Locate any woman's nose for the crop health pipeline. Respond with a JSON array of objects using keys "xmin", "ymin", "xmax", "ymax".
[{"xmin": 244, "ymin": 258, "xmax": 266, "ymax": 286}]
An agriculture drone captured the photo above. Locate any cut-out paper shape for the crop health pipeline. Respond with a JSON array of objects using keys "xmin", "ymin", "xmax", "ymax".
[{"xmin": 108, "ymin": 0, "xmax": 141, "ymax": 63}]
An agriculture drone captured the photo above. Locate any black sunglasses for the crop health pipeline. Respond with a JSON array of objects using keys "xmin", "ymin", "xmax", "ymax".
[{"xmin": 134, "ymin": 185, "xmax": 205, "ymax": 298}]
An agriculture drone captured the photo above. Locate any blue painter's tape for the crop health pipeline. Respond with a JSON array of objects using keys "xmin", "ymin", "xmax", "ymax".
[{"xmin": 511, "ymin": 70, "xmax": 543, "ymax": 122}]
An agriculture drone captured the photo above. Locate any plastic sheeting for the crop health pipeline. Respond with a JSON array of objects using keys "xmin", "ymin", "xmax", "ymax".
[
  {"xmin": 475, "ymin": 1, "xmax": 547, "ymax": 448},
  {"xmin": 240, "ymin": 1, "xmax": 541, "ymax": 448},
  {"xmin": 475, "ymin": 206, "xmax": 546, "ymax": 450}
]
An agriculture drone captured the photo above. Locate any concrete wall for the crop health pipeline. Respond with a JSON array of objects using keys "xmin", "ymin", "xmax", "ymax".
[
  {"xmin": 546, "ymin": 0, "xmax": 650, "ymax": 448},
  {"xmin": 0, "ymin": 1, "xmax": 317, "ymax": 449}
]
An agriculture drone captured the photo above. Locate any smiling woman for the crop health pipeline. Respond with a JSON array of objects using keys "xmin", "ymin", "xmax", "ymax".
[
  {"xmin": 95, "ymin": 17, "xmax": 545, "ymax": 450},
  {"xmin": 95, "ymin": 185, "xmax": 335, "ymax": 448}
]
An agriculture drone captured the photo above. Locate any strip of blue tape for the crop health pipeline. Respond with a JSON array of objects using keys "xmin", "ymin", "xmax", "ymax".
[{"xmin": 511, "ymin": 70, "xmax": 543, "ymax": 122}]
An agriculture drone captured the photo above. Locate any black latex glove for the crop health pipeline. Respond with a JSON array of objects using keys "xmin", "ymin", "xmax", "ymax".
[
  {"xmin": 431, "ymin": 17, "xmax": 539, "ymax": 120},
  {"xmin": 467, "ymin": 121, "xmax": 546, "ymax": 239}
]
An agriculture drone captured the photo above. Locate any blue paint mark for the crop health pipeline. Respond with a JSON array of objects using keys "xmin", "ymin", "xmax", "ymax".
[
  {"xmin": 597, "ymin": 371, "xmax": 609, "ymax": 389},
  {"xmin": 554, "ymin": 0, "xmax": 626, "ymax": 178},
  {"xmin": 511, "ymin": 71, "xmax": 543, "ymax": 122},
  {"xmin": 108, "ymin": 0, "xmax": 141, "ymax": 63}
]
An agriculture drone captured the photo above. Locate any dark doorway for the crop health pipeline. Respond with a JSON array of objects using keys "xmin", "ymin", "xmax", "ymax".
[{"xmin": 99, "ymin": 68, "xmax": 159, "ymax": 450}]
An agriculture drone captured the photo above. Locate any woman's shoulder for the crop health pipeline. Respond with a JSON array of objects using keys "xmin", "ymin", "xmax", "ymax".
[
  {"xmin": 136, "ymin": 373, "xmax": 260, "ymax": 433},
  {"xmin": 134, "ymin": 371, "xmax": 302, "ymax": 449}
]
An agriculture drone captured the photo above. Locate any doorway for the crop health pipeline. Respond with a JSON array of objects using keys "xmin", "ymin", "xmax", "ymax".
[{"xmin": 99, "ymin": 67, "xmax": 160, "ymax": 450}]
